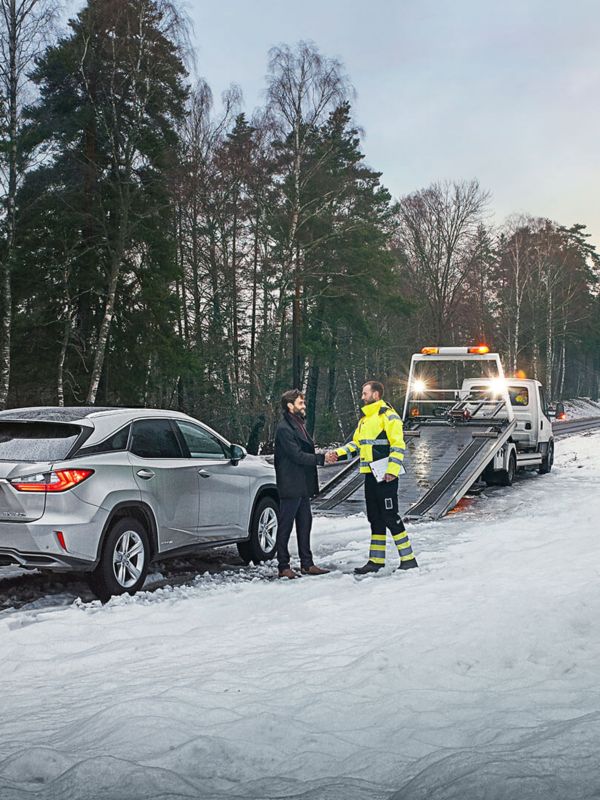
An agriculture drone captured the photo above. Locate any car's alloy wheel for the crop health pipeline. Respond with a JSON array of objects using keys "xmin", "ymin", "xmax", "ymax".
[
  {"xmin": 112, "ymin": 529, "xmax": 146, "ymax": 589},
  {"xmin": 257, "ymin": 506, "xmax": 278, "ymax": 553},
  {"xmin": 237, "ymin": 496, "xmax": 279, "ymax": 564},
  {"xmin": 88, "ymin": 516, "xmax": 150, "ymax": 602}
]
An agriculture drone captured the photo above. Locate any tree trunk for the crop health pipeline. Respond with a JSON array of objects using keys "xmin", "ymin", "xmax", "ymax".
[
  {"xmin": 87, "ymin": 196, "xmax": 129, "ymax": 404},
  {"xmin": 0, "ymin": 0, "xmax": 18, "ymax": 409},
  {"xmin": 305, "ymin": 359, "xmax": 319, "ymax": 436}
]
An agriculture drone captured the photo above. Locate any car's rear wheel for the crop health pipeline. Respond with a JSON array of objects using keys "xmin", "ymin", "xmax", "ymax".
[
  {"xmin": 88, "ymin": 517, "xmax": 150, "ymax": 602},
  {"xmin": 237, "ymin": 496, "xmax": 278, "ymax": 565}
]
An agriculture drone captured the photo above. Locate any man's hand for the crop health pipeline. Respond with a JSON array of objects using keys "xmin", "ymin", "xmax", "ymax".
[
  {"xmin": 384, "ymin": 472, "xmax": 396, "ymax": 482},
  {"xmin": 325, "ymin": 451, "xmax": 338, "ymax": 464}
]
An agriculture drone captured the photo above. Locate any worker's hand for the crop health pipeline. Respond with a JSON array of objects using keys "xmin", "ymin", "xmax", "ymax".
[
  {"xmin": 325, "ymin": 451, "xmax": 338, "ymax": 464},
  {"xmin": 384, "ymin": 472, "xmax": 396, "ymax": 482}
]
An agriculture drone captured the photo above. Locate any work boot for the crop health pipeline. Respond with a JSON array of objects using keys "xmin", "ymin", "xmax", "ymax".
[
  {"xmin": 278, "ymin": 567, "xmax": 301, "ymax": 579},
  {"xmin": 397, "ymin": 558, "xmax": 419, "ymax": 571},
  {"xmin": 301, "ymin": 565, "xmax": 330, "ymax": 575},
  {"xmin": 354, "ymin": 561, "xmax": 384, "ymax": 575}
]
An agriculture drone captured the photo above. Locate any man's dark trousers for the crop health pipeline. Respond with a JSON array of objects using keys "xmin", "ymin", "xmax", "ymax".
[{"xmin": 277, "ymin": 496, "xmax": 314, "ymax": 570}]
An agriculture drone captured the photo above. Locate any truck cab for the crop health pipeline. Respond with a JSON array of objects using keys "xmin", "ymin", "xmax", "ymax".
[
  {"xmin": 461, "ymin": 378, "xmax": 553, "ymax": 450},
  {"xmin": 460, "ymin": 376, "xmax": 554, "ymax": 478}
]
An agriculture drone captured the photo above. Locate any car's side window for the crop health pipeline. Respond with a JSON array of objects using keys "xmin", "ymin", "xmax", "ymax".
[
  {"xmin": 176, "ymin": 421, "xmax": 229, "ymax": 459},
  {"xmin": 77, "ymin": 424, "xmax": 131, "ymax": 456},
  {"xmin": 130, "ymin": 419, "xmax": 182, "ymax": 459}
]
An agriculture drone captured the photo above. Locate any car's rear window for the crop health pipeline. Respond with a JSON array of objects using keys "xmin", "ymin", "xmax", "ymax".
[
  {"xmin": 0, "ymin": 422, "xmax": 81, "ymax": 462},
  {"xmin": 470, "ymin": 385, "xmax": 530, "ymax": 407}
]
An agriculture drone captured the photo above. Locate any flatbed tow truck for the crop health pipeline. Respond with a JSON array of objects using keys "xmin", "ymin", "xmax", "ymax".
[{"xmin": 314, "ymin": 345, "xmax": 594, "ymax": 520}]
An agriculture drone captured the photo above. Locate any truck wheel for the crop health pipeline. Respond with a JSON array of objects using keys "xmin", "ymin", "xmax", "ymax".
[
  {"xmin": 496, "ymin": 451, "xmax": 517, "ymax": 487},
  {"xmin": 539, "ymin": 440, "xmax": 554, "ymax": 474},
  {"xmin": 88, "ymin": 517, "xmax": 150, "ymax": 602},
  {"xmin": 237, "ymin": 496, "xmax": 278, "ymax": 565}
]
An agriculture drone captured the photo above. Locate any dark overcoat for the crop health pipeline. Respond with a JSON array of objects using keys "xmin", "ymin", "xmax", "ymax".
[{"xmin": 274, "ymin": 413, "xmax": 325, "ymax": 499}]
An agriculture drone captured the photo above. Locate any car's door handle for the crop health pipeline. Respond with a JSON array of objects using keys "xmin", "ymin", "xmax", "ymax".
[
  {"xmin": 198, "ymin": 469, "xmax": 211, "ymax": 478},
  {"xmin": 136, "ymin": 469, "xmax": 155, "ymax": 480}
]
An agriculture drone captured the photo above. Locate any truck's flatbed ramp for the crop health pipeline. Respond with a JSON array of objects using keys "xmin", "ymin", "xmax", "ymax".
[{"xmin": 315, "ymin": 419, "xmax": 516, "ymax": 520}]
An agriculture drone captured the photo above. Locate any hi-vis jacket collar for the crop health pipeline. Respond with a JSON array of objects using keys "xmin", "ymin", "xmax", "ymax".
[{"xmin": 361, "ymin": 400, "xmax": 388, "ymax": 417}]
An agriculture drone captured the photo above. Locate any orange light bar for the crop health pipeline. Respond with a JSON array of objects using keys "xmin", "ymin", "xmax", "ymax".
[
  {"xmin": 467, "ymin": 345, "xmax": 490, "ymax": 355},
  {"xmin": 421, "ymin": 347, "xmax": 439, "ymax": 355}
]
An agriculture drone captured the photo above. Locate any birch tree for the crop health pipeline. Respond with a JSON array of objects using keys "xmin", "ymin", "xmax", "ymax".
[{"xmin": 0, "ymin": 0, "xmax": 57, "ymax": 408}]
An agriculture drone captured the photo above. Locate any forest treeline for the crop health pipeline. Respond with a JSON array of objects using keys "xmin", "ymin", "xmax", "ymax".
[{"xmin": 1, "ymin": 0, "xmax": 599, "ymax": 449}]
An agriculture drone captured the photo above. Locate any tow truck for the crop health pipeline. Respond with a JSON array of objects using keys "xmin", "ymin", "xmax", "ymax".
[{"xmin": 315, "ymin": 345, "xmax": 555, "ymax": 520}]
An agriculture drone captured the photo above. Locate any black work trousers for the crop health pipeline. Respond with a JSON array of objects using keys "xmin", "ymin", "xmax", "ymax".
[
  {"xmin": 276, "ymin": 496, "xmax": 314, "ymax": 570},
  {"xmin": 364, "ymin": 473, "xmax": 405, "ymax": 536}
]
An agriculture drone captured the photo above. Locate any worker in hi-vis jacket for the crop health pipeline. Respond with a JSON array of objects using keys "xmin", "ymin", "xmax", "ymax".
[{"xmin": 326, "ymin": 380, "xmax": 418, "ymax": 575}]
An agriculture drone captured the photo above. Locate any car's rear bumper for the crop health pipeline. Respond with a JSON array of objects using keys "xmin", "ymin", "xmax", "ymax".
[
  {"xmin": 0, "ymin": 507, "xmax": 110, "ymax": 572},
  {"xmin": 0, "ymin": 547, "xmax": 96, "ymax": 571}
]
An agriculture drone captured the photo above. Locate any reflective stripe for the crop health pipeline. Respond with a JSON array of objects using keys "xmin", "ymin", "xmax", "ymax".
[
  {"xmin": 389, "ymin": 456, "xmax": 404, "ymax": 466},
  {"xmin": 369, "ymin": 544, "xmax": 386, "ymax": 552},
  {"xmin": 371, "ymin": 534, "xmax": 387, "ymax": 541},
  {"xmin": 348, "ymin": 442, "xmax": 359, "ymax": 452},
  {"xmin": 400, "ymin": 553, "xmax": 416, "ymax": 562},
  {"xmin": 397, "ymin": 543, "xmax": 413, "ymax": 553},
  {"xmin": 390, "ymin": 446, "xmax": 406, "ymax": 453},
  {"xmin": 360, "ymin": 461, "xmax": 371, "ymax": 468},
  {"xmin": 392, "ymin": 534, "xmax": 408, "ymax": 544},
  {"xmin": 386, "ymin": 413, "xmax": 401, "ymax": 421},
  {"xmin": 370, "ymin": 556, "xmax": 386, "ymax": 565},
  {"xmin": 359, "ymin": 438, "xmax": 389, "ymax": 445}
]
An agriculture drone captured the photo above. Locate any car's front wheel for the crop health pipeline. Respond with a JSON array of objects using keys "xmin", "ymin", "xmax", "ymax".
[
  {"xmin": 237, "ymin": 496, "xmax": 278, "ymax": 565},
  {"xmin": 88, "ymin": 517, "xmax": 150, "ymax": 602}
]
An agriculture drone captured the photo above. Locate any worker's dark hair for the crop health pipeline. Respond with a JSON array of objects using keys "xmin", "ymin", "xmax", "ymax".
[
  {"xmin": 281, "ymin": 388, "xmax": 304, "ymax": 413},
  {"xmin": 363, "ymin": 380, "xmax": 384, "ymax": 398}
]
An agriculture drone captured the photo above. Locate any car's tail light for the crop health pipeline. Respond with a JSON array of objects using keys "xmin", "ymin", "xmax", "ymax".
[{"xmin": 11, "ymin": 469, "xmax": 94, "ymax": 492}]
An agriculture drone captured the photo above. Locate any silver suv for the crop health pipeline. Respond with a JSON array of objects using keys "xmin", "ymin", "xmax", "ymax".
[{"xmin": 0, "ymin": 407, "xmax": 279, "ymax": 600}]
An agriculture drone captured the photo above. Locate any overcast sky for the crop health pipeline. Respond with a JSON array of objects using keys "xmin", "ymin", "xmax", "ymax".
[{"xmin": 183, "ymin": 0, "xmax": 599, "ymax": 243}]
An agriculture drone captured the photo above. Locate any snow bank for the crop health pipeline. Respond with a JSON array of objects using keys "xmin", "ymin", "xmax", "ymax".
[
  {"xmin": 563, "ymin": 397, "xmax": 600, "ymax": 418},
  {"xmin": 1, "ymin": 433, "xmax": 600, "ymax": 799}
]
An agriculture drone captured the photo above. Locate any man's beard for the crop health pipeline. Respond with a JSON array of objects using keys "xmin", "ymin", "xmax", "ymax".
[{"xmin": 294, "ymin": 408, "xmax": 306, "ymax": 419}]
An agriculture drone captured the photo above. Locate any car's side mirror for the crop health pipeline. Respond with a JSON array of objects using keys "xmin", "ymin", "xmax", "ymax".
[{"xmin": 230, "ymin": 444, "xmax": 247, "ymax": 464}]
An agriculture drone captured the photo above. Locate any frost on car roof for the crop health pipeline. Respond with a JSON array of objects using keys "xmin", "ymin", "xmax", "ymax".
[{"xmin": 0, "ymin": 407, "xmax": 114, "ymax": 422}]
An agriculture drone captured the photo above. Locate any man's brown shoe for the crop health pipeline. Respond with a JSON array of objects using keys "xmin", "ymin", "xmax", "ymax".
[
  {"xmin": 301, "ymin": 565, "xmax": 330, "ymax": 575},
  {"xmin": 278, "ymin": 568, "xmax": 301, "ymax": 579}
]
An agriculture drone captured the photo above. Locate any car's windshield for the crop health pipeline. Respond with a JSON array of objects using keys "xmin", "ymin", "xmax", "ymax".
[{"xmin": 0, "ymin": 422, "xmax": 81, "ymax": 462}]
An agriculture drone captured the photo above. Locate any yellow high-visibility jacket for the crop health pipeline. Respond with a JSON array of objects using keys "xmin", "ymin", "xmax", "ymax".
[{"xmin": 335, "ymin": 400, "xmax": 406, "ymax": 477}]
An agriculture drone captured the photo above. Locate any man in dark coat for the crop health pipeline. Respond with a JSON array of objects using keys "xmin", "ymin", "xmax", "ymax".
[{"xmin": 274, "ymin": 389, "xmax": 330, "ymax": 579}]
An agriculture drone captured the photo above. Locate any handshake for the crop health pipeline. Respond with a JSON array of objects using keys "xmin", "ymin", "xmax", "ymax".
[{"xmin": 324, "ymin": 451, "xmax": 339, "ymax": 465}]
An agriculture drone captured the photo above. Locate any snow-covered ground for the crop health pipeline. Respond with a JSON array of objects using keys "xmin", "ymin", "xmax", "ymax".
[
  {"xmin": 563, "ymin": 397, "xmax": 600, "ymax": 418},
  {"xmin": 1, "ymin": 432, "xmax": 600, "ymax": 800}
]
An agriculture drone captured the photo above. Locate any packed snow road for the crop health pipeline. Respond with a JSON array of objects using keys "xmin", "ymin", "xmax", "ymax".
[{"xmin": 1, "ymin": 433, "xmax": 600, "ymax": 800}]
